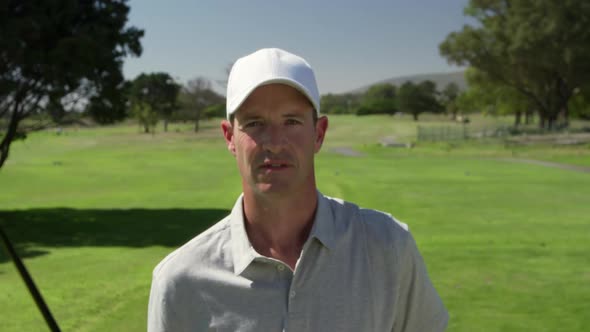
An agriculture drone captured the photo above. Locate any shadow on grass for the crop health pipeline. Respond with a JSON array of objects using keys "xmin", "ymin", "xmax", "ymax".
[{"xmin": 0, "ymin": 208, "xmax": 229, "ymax": 263}]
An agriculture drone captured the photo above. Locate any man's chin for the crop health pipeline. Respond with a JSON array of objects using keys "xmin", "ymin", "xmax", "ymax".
[{"xmin": 253, "ymin": 182, "xmax": 292, "ymax": 196}]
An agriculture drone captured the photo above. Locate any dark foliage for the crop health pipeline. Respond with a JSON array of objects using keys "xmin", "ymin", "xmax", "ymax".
[{"xmin": 0, "ymin": 0, "xmax": 144, "ymax": 168}]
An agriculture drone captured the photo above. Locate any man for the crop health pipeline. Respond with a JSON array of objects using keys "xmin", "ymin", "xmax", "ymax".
[{"xmin": 148, "ymin": 48, "xmax": 448, "ymax": 331}]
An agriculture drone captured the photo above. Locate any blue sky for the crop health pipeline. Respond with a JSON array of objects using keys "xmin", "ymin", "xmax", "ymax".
[{"xmin": 123, "ymin": 0, "xmax": 473, "ymax": 94}]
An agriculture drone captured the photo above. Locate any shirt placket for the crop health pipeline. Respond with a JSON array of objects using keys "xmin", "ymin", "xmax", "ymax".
[
  {"xmin": 252, "ymin": 256, "xmax": 296, "ymax": 332},
  {"xmin": 283, "ymin": 240, "xmax": 319, "ymax": 332}
]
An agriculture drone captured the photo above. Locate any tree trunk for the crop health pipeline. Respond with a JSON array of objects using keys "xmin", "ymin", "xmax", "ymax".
[
  {"xmin": 0, "ymin": 103, "xmax": 22, "ymax": 170},
  {"xmin": 514, "ymin": 111, "xmax": 522, "ymax": 127},
  {"xmin": 562, "ymin": 104, "xmax": 569, "ymax": 128},
  {"xmin": 539, "ymin": 112, "xmax": 546, "ymax": 129},
  {"xmin": 194, "ymin": 109, "xmax": 201, "ymax": 132},
  {"xmin": 525, "ymin": 110, "xmax": 533, "ymax": 125},
  {"xmin": 164, "ymin": 119, "xmax": 168, "ymax": 132},
  {"xmin": 547, "ymin": 114, "xmax": 557, "ymax": 130},
  {"xmin": 556, "ymin": 76, "xmax": 572, "ymax": 129},
  {"xmin": 412, "ymin": 112, "xmax": 419, "ymax": 121},
  {"xmin": 144, "ymin": 123, "xmax": 149, "ymax": 133}
]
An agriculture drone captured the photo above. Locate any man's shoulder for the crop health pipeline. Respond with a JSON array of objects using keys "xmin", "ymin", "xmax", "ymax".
[
  {"xmin": 152, "ymin": 215, "xmax": 232, "ymax": 280},
  {"xmin": 322, "ymin": 194, "xmax": 411, "ymax": 246}
]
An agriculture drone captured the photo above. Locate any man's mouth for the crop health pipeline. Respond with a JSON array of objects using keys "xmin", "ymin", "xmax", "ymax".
[{"xmin": 259, "ymin": 161, "xmax": 291, "ymax": 170}]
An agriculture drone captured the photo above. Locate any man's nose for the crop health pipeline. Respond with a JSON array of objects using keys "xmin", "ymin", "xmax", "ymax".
[{"xmin": 261, "ymin": 124, "xmax": 285, "ymax": 154}]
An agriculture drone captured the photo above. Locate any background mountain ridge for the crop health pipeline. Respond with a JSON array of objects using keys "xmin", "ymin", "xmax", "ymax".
[{"xmin": 348, "ymin": 70, "xmax": 466, "ymax": 94}]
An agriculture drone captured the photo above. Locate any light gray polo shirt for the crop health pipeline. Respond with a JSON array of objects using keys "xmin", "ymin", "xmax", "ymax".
[{"xmin": 148, "ymin": 192, "xmax": 448, "ymax": 332}]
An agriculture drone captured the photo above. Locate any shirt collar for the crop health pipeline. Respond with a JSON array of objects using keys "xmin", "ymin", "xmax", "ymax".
[
  {"xmin": 307, "ymin": 191, "xmax": 336, "ymax": 250},
  {"xmin": 229, "ymin": 194, "xmax": 257, "ymax": 275},
  {"xmin": 229, "ymin": 191, "xmax": 336, "ymax": 276}
]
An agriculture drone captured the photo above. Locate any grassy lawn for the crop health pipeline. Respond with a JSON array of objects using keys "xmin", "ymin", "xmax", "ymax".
[{"xmin": 1, "ymin": 115, "xmax": 589, "ymax": 331}]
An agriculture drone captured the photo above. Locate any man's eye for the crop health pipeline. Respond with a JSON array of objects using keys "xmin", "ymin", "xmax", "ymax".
[
  {"xmin": 244, "ymin": 121, "xmax": 263, "ymax": 128},
  {"xmin": 285, "ymin": 119, "xmax": 301, "ymax": 125}
]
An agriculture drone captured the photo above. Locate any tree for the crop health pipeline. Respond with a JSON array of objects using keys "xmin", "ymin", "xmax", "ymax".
[
  {"xmin": 357, "ymin": 83, "xmax": 397, "ymax": 116},
  {"xmin": 441, "ymin": 82, "xmax": 460, "ymax": 120},
  {"xmin": 417, "ymin": 81, "xmax": 442, "ymax": 114},
  {"xmin": 129, "ymin": 73, "xmax": 180, "ymax": 132},
  {"xmin": 131, "ymin": 101, "xmax": 158, "ymax": 134},
  {"xmin": 320, "ymin": 93, "xmax": 361, "ymax": 114},
  {"xmin": 180, "ymin": 77, "xmax": 224, "ymax": 132},
  {"xmin": 86, "ymin": 80, "xmax": 132, "ymax": 125},
  {"xmin": 397, "ymin": 81, "xmax": 442, "ymax": 121},
  {"xmin": 440, "ymin": 0, "xmax": 590, "ymax": 129},
  {"xmin": 398, "ymin": 82, "xmax": 422, "ymax": 121},
  {"xmin": 0, "ymin": 0, "xmax": 143, "ymax": 169},
  {"xmin": 569, "ymin": 87, "xmax": 590, "ymax": 120},
  {"xmin": 202, "ymin": 104, "xmax": 226, "ymax": 119},
  {"xmin": 461, "ymin": 68, "xmax": 535, "ymax": 126}
]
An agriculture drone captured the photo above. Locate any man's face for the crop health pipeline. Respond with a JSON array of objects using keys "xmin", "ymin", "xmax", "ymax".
[{"xmin": 222, "ymin": 84, "xmax": 328, "ymax": 197}]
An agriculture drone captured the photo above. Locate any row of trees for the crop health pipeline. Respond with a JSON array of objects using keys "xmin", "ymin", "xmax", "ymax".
[
  {"xmin": 321, "ymin": 81, "xmax": 461, "ymax": 121},
  {"xmin": 0, "ymin": 1, "xmax": 228, "ymax": 171},
  {"xmin": 322, "ymin": 0, "xmax": 590, "ymax": 128},
  {"xmin": 3, "ymin": 0, "xmax": 590, "ymax": 171},
  {"xmin": 126, "ymin": 74, "xmax": 223, "ymax": 134},
  {"xmin": 439, "ymin": 0, "xmax": 590, "ymax": 130},
  {"xmin": 0, "ymin": 0, "xmax": 228, "ymax": 172},
  {"xmin": 323, "ymin": 69, "xmax": 590, "ymax": 127}
]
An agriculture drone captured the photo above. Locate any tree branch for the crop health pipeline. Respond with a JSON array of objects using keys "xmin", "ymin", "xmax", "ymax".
[{"xmin": 0, "ymin": 99, "xmax": 22, "ymax": 168}]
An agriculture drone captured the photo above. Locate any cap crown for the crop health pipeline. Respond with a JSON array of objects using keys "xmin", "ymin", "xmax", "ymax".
[{"xmin": 226, "ymin": 48, "xmax": 320, "ymax": 118}]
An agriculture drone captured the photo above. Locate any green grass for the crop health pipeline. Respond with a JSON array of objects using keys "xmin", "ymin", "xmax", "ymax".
[{"xmin": 1, "ymin": 115, "xmax": 589, "ymax": 331}]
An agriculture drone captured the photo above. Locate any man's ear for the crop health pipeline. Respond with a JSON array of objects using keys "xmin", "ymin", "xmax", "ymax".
[
  {"xmin": 314, "ymin": 116, "xmax": 328, "ymax": 153},
  {"xmin": 221, "ymin": 119, "xmax": 236, "ymax": 156}
]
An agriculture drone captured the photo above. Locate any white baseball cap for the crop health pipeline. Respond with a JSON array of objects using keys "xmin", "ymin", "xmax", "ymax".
[{"xmin": 226, "ymin": 48, "xmax": 320, "ymax": 119}]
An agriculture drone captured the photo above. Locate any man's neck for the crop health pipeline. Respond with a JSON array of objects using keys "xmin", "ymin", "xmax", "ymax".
[{"xmin": 242, "ymin": 186, "xmax": 318, "ymax": 270}]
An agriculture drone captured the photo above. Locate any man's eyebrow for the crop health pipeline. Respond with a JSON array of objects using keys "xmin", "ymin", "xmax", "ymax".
[
  {"xmin": 282, "ymin": 113, "xmax": 305, "ymax": 118},
  {"xmin": 239, "ymin": 114, "xmax": 263, "ymax": 121}
]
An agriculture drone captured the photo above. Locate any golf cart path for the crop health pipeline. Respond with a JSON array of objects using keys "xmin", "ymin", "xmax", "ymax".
[
  {"xmin": 496, "ymin": 158, "xmax": 590, "ymax": 173},
  {"xmin": 330, "ymin": 146, "xmax": 590, "ymax": 173},
  {"xmin": 330, "ymin": 147, "xmax": 364, "ymax": 157}
]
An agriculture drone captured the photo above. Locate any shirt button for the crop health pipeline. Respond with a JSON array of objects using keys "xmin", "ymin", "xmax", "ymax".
[
  {"xmin": 277, "ymin": 264, "xmax": 285, "ymax": 271},
  {"xmin": 289, "ymin": 291, "xmax": 296, "ymax": 298}
]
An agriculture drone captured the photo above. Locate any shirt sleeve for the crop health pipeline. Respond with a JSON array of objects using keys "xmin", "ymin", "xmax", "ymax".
[
  {"xmin": 392, "ymin": 232, "xmax": 449, "ymax": 332},
  {"xmin": 147, "ymin": 269, "xmax": 174, "ymax": 332},
  {"xmin": 147, "ymin": 267, "xmax": 211, "ymax": 332}
]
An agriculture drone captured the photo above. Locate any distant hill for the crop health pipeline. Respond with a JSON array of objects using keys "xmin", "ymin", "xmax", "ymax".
[{"xmin": 349, "ymin": 71, "xmax": 467, "ymax": 94}]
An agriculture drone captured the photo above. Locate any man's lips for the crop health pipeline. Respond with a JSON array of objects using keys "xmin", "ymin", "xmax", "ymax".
[{"xmin": 258, "ymin": 160, "xmax": 292, "ymax": 170}]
